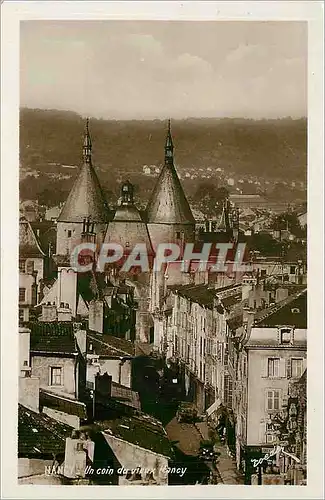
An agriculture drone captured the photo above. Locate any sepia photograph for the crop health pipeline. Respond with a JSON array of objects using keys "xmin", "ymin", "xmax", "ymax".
[{"xmin": 1, "ymin": 2, "xmax": 324, "ymax": 498}]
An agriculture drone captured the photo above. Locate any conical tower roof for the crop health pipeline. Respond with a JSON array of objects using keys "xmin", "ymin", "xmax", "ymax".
[
  {"xmin": 146, "ymin": 120, "xmax": 195, "ymax": 225},
  {"xmin": 58, "ymin": 119, "xmax": 109, "ymax": 223}
]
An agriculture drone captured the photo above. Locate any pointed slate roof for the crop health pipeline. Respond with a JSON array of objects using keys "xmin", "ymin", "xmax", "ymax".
[
  {"xmin": 146, "ymin": 121, "xmax": 195, "ymax": 225},
  {"xmin": 58, "ymin": 120, "xmax": 109, "ymax": 223}
]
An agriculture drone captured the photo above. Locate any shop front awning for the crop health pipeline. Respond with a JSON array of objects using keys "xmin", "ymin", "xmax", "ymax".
[{"xmin": 206, "ymin": 398, "xmax": 223, "ymax": 417}]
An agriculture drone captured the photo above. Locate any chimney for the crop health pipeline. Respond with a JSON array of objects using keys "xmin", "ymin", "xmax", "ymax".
[
  {"xmin": 95, "ymin": 372, "xmax": 112, "ymax": 403},
  {"xmin": 276, "ymin": 287, "xmax": 289, "ymax": 303},
  {"xmin": 64, "ymin": 434, "xmax": 95, "ymax": 479},
  {"xmin": 74, "ymin": 329, "xmax": 87, "ymax": 356},
  {"xmin": 41, "ymin": 303, "xmax": 57, "ymax": 322},
  {"xmin": 19, "ymin": 327, "xmax": 31, "ymax": 375},
  {"xmin": 88, "ymin": 300, "xmax": 104, "ymax": 333},
  {"xmin": 243, "ymin": 307, "xmax": 255, "ymax": 331},
  {"xmin": 57, "ymin": 303, "xmax": 72, "ymax": 322},
  {"xmin": 19, "ymin": 375, "xmax": 40, "ymax": 412}
]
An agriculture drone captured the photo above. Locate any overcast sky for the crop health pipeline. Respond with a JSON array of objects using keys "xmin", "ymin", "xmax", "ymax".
[{"xmin": 20, "ymin": 20, "xmax": 307, "ymax": 120}]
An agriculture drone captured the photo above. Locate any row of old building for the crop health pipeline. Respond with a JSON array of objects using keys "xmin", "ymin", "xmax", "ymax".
[
  {"xmin": 152, "ymin": 275, "xmax": 307, "ymax": 485},
  {"xmin": 18, "ymin": 321, "xmax": 186, "ymax": 485}
]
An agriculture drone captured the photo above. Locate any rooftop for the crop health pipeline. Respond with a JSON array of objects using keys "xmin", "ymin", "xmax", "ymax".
[
  {"xmin": 39, "ymin": 389, "xmax": 87, "ymax": 419},
  {"xmin": 29, "ymin": 322, "xmax": 77, "ymax": 355},
  {"xmin": 18, "ymin": 404, "xmax": 73, "ymax": 458},
  {"xmin": 254, "ymin": 288, "xmax": 307, "ymax": 328},
  {"xmin": 87, "ymin": 400, "xmax": 173, "ymax": 459},
  {"xmin": 111, "ymin": 381, "xmax": 141, "ymax": 410},
  {"xmin": 19, "ymin": 218, "xmax": 45, "ymax": 258},
  {"xmin": 87, "ymin": 331, "xmax": 135, "ymax": 357}
]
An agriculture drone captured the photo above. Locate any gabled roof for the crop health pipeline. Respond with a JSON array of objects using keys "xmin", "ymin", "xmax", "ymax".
[
  {"xmin": 87, "ymin": 331, "xmax": 135, "ymax": 357},
  {"xmin": 40, "ymin": 389, "xmax": 87, "ymax": 418},
  {"xmin": 87, "ymin": 400, "xmax": 173, "ymax": 458},
  {"xmin": 57, "ymin": 161, "xmax": 109, "ymax": 223},
  {"xmin": 254, "ymin": 288, "xmax": 307, "ymax": 328},
  {"xmin": 29, "ymin": 322, "xmax": 78, "ymax": 356},
  {"xmin": 111, "ymin": 382, "xmax": 141, "ymax": 410},
  {"xmin": 19, "ymin": 218, "xmax": 46, "ymax": 258},
  {"xmin": 18, "ymin": 404, "xmax": 73, "ymax": 458}
]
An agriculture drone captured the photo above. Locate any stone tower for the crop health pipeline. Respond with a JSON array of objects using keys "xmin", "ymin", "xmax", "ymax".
[
  {"xmin": 56, "ymin": 119, "xmax": 109, "ymax": 258},
  {"xmin": 146, "ymin": 120, "xmax": 195, "ymax": 250}
]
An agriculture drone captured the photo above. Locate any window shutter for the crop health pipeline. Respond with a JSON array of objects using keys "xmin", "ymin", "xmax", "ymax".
[
  {"xmin": 279, "ymin": 358, "xmax": 286, "ymax": 378},
  {"xmin": 259, "ymin": 421, "xmax": 266, "ymax": 444},
  {"xmin": 302, "ymin": 357, "xmax": 307, "ymax": 374},
  {"xmin": 286, "ymin": 358, "xmax": 292, "ymax": 379},
  {"xmin": 262, "ymin": 357, "xmax": 268, "ymax": 378}
]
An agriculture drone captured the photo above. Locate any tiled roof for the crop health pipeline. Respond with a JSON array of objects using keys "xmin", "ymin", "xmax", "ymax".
[
  {"xmin": 168, "ymin": 283, "xmax": 216, "ymax": 308},
  {"xmin": 18, "ymin": 404, "xmax": 73, "ymax": 458},
  {"xmin": 254, "ymin": 289, "xmax": 307, "ymax": 328},
  {"xmin": 86, "ymin": 400, "xmax": 173, "ymax": 458},
  {"xmin": 40, "ymin": 389, "xmax": 87, "ymax": 418},
  {"xmin": 227, "ymin": 315, "xmax": 243, "ymax": 332},
  {"xmin": 168, "ymin": 282, "xmax": 242, "ymax": 310},
  {"xmin": 29, "ymin": 322, "xmax": 77, "ymax": 355},
  {"xmin": 221, "ymin": 292, "xmax": 242, "ymax": 310},
  {"xmin": 30, "ymin": 220, "xmax": 57, "ymax": 254},
  {"xmin": 111, "ymin": 382, "xmax": 141, "ymax": 410},
  {"xmin": 19, "ymin": 219, "xmax": 45, "ymax": 258},
  {"xmin": 87, "ymin": 331, "xmax": 135, "ymax": 357}
]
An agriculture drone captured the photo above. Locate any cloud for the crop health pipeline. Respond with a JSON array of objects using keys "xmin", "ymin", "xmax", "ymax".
[{"xmin": 20, "ymin": 21, "xmax": 307, "ymax": 119}]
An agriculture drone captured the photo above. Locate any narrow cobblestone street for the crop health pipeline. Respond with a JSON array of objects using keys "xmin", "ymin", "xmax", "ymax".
[
  {"xmin": 165, "ymin": 416, "xmax": 244, "ymax": 484},
  {"xmin": 166, "ymin": 417, "xmax": 202, "ymax": 456},
  {"xmin": 195, "ymin": 421, "xmax": 244, "ymax": 484}
]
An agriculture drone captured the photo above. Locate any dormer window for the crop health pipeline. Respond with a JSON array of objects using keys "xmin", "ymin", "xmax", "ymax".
[
  {"xmin": 279, "ymin": 327, "xmax": 293, "ymax": 344},
  {"xmin": 291, "ymin": 308, "xmax": 300, "ymax": 314}
]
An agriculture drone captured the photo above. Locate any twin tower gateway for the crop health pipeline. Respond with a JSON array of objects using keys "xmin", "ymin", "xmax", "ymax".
[
  {"xmin": 51, "ymin": 119, "xmax": 197, "ymax": 342},
  {"xmin": 56, "ymin": 119, "xmax": 196, "ymax": 260}
]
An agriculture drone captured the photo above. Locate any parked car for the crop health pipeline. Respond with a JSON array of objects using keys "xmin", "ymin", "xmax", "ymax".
[
  {"xmin": 176, "ymin": 402, "xmax": 198, "ymax": 423},
  {"xmin": 199, "ymin": 440, "xmax": 220, "ymax": 462}
]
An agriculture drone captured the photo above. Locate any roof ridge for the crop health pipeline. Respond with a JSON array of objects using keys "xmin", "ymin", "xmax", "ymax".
[
  {"xmin": 254, "ymin": 288, "xmax": 307, "ymax": 324},
  {"xmin": 87, "ymin": 333, "xmax": 132, "ymax": 356}
]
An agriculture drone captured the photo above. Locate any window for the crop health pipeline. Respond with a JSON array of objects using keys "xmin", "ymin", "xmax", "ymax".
[
  {"xmin": 280, "ymin": 328, "xmax": 292, "ymax": 344},
  {"xmin": 176, "ymin": 231, "xmax": 181, "ymax": 239},
  {"xmin": 26, "ymin": 261, "xmax": 34, "ymax": 274},
  {"xmin": 186, "ymin": 345, "xmax": 190, "ymax": 363},
  {"xmin": 23, "ymin": 360, "xmax": 28, "ymax": 366},
  {"xmin": 261, "ymin": 269, "xmax": 267, "ymax": 277},
  {"xmin": 266, "ymin": 389, "xmax": 281, "ymax": 411},
  {"xmin": 291, "ymin": 358, "xmax": 303, "ymax": 378},
  {"xmin": 268, "ymin": 358, "xmax": 280, "ymax": 377},
  {"xmin": 19, "ymin": 260, "xmax": 26, "ymax": 273},
  {"xmin": 67, "ymin": 230, "xmax": 72, "ymax": 238},
  {"xmin": 224, "ymin": 374, "xmax": 233, "ymax": 408},
  {"xmin": 266, "ymin": 434, "xmax": 276, "ymax": 444},
  {"xmin": 50, "ymin": 367, "xmax": 62, "ymax": 386},
  {"xmin": 19, "ymin": 308, "xmax": 24, "ymax": 322},
  {"xmin": 290, "ymin": 266, "xmax": 296, "ymax": 275},
  {"xmin": 19, "ymin": 288, "xmax": 26, "ymax": 302},
  {"xmin": 242, "ymin": 356, "xmax": 247, "ymax": 377}
]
